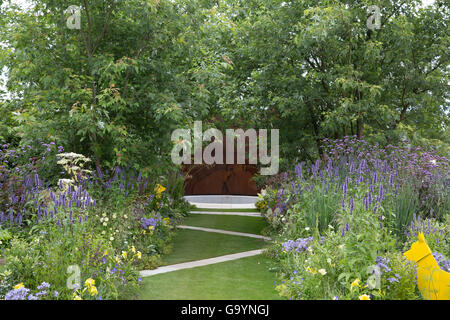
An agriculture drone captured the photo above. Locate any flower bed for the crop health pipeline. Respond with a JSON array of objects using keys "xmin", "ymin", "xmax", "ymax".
[
  {"xmin": 257, "ymin": 136, "xmax": 449, "ymax": 300},
  {"xmin": 0, "ymin": 141, "xmax": 190, "ymax": 300}
]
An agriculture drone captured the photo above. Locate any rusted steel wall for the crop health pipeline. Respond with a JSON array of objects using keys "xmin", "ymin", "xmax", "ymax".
[
  {"xmin": 181, "ymin": 126, "xmax": 260, "ymax": 196},
  {"xmin": 183, "ymin": 164, "xmax": 258, "ymax": 195}
]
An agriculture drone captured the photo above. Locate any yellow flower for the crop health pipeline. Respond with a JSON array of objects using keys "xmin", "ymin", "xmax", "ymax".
[
  {"xmin": 131, "ymin": 246, "xmax": 136, "ymax": 253},
  {"xmin": 163, "ymin": 217, "xmax": 171, "ymax": 225},
  {"xmin": 115, "ymin": 256, "xmax": 121, "ymax": 264},
  {"xmin": 103, "ymin": 250, "xmax": 108, "ymax": 256},
  {"xmin": 350, "ymin": 278, "xmax": 360, "ymax": 290},
  {"xmin": 84, "ymin": 278, "xmax": 95, "ymax": 288},
  {"xmin": 155, "ymin": 184, "xmax": 166, "ymax": 198},
  {"xmin": 136, "ymin": 251, "xmax": 142, "ymax": 259},
  {"xmin": 13, "ymin": 283, "xmax": 24, "ymax": 289},
  {"xmin": 306, "ymin": 266, "xmax": 317, "ymax": 275},
  {"xmin": 73, "ymin": 295, "xmax": 82, "ymax": 300},
  {"xmin": 89, "ymin": 286, "xmax": 98, "ymax": 296},
  {"xmin": 359, "ymin": 294, "xmax": 371, "ymax": 300},
  {"xmin": 122, "ymin": 251, "xmax": 127, "ymax": 259}
]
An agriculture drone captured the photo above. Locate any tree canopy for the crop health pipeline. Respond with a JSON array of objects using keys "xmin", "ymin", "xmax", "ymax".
[{"xmin": 1, "ymin": 0, "xmax": 448, "ymax": 173}]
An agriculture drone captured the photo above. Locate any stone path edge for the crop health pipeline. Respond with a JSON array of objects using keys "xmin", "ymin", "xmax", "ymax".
[
  {"xmin": 177, "ymin": 225, "xmax": 271, "ymax": 240},
  {"xmin": 190, "ymin": 211, "xmax": 262, "ymax": 217},
  {"xmin": 139, "ymin": 249, "xmax": 264, "ymax": 277}
]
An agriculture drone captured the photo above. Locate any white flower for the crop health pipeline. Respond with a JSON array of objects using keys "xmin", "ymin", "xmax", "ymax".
[
  {"xmin": 103, "ymin": 222, "xmax": 107, "ymax": 227},
  {"xmin": 328, "ymin": 224, "xmax": 334, "ymax": 229},
  {"xmin": 318, "ymin": 269, "xmax": 327, "ymax": 276},
  {"xmin": 109, "ymin": 237, "xmax": 114, "ymax": 241},
  {"xmin": 124, "ymin": 215, "xmax": 128, "ymax": 219},
  {"xmin": 305, "ymin": 227, "xmax": 310, "ymax": 231},
  {"xmin": 307, "ymin": 247, "xmax": 313, "ymax": 253},
  {"xmin": 98, "ymin": 121, "xmax": 105, "ymax": 129},
  {"xmin": 327, "ymin": 258, "xmax": 332, "ymax": 264},
  {"xmin": 101, "ymin": 231, "xmax": 106, "ymax": 235},
  {"xmin": 104, "ymin": 217, "xmax": 109, "ymax": 222}
]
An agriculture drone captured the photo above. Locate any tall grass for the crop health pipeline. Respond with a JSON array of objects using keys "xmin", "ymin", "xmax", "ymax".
[{"xmin": 391, "ymin": 184, "xmax": 418, "ymax": 241}]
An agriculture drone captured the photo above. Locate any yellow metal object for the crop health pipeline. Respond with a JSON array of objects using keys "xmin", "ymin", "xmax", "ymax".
[{"xmin": 404, "ymin": 232, "xmax": 450, "ymax": 300}]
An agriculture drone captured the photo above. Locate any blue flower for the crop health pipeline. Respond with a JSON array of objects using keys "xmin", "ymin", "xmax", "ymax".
[
  {"xmin": 387, "ymin": 277, "xmax": 399, "ymax": 283},
  {"xmin": 37, "ymin": 282, "xmax": 50, "ymax": 290},
  {"xmin": 5, "ymin": 287, "xmax": 31, "ymax": 300}
]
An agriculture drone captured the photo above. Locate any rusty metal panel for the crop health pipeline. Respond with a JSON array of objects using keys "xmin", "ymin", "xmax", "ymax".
[{"xmin": 183, "ymin": 164, "xmax": 258, "ymax": 196}]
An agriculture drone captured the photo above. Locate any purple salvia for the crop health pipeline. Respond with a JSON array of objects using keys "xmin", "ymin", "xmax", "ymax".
[
  {"xmin": 372, "ymin": 171, "xmax": 377, "ymax": 185},
  {"xmin": 389, "ymin": 173, "xmax": 394, "ymax": 186},
  {"xmin": 373, "ymin": 204, "xmax": 378, "ymax": 214},
  {"xmin": 349, "ymin": 198, "xmax": 354, "ymax": 214}
]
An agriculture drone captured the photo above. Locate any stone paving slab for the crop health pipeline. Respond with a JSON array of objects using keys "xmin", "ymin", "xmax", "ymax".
[
  {"xmin": 177, "ymin": 225, "xmax": 271, "ymax": 240},
  {"xmin": 139, "ymin": 249, "xmax": 264, "ymax": 277},
  {"xmin": 185, "ymin": 195, "xmax": 258, "ymax": 209},
  {"xmin": 190, "ymin": 210, "xmax": 262, "ymax": 217}
]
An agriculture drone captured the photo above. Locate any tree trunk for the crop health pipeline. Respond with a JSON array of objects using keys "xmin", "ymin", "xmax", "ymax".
[{"xmin": 357, "ymin": 115, "xmax": 364, "ymax": 139}]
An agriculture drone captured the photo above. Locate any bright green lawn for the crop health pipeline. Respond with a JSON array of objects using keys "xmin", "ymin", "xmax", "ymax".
[
  {"xmin": 140, "ymin": 255, "xmax": 283, "ymax": 300},
  {"xmin": 183, "ymin": 214, "xmax": 267, "ymax": 235},
  {"xmin": 162, "ymin": 229, "xmax": 267, "ymax": 265},
  {"xmin": 192, "ymin": 207, "xmax": 259, "ymax": 213}
]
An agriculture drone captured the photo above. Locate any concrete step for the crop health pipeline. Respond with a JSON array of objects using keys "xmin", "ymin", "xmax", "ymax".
[{"xmin": 190, "ymin": 210, "xmax": 262, "ymax": 217}]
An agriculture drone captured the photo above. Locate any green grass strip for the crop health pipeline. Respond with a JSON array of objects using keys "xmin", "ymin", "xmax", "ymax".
[
  {"xmin": 162, "ymin": 229, "xmax": 267, "ymax": 266},
  {"xmin": 184, "ymin": 214, "xmax": 267, "ymax": 235},
  {"xmin": 139, "ymin": 255, "xmax": 283, "ymax": 300},
  {"xmin": 192, "ymin": 207, "xmax": 259, "ymax": 213}
]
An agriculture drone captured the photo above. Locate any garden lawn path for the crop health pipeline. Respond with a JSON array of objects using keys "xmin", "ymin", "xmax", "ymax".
[{"xmin": 138, "ymin": 198, "xmax": 281, "ymax": 300}]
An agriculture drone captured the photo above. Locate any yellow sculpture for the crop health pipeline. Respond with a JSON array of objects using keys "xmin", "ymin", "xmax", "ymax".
[{"xmin": 404, "ymin": 232, "xmax": 450, "ymax": 300}]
